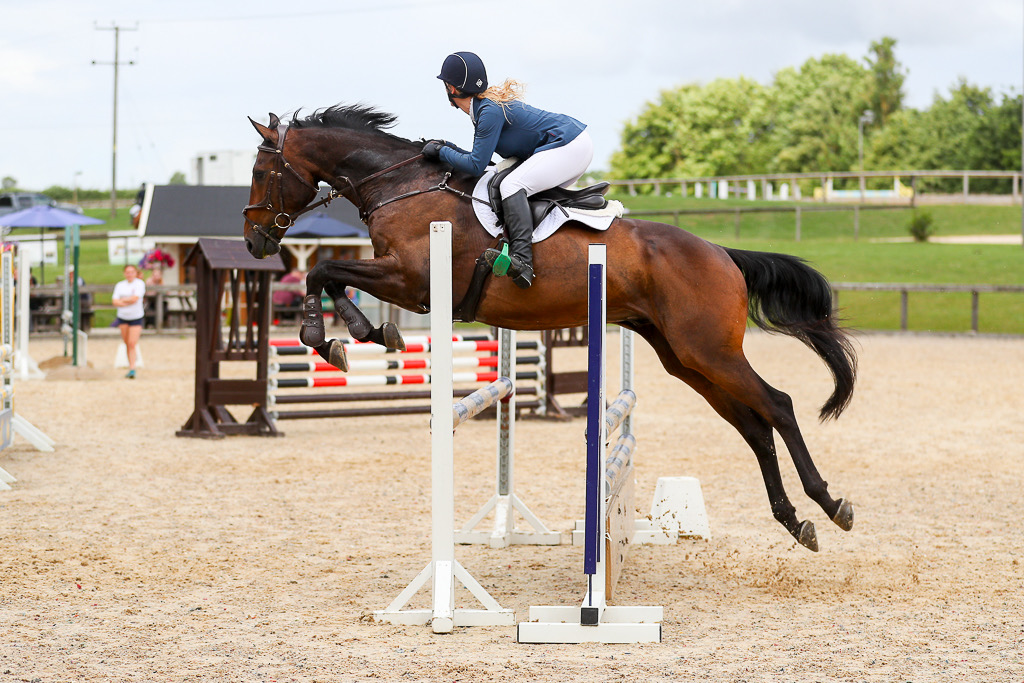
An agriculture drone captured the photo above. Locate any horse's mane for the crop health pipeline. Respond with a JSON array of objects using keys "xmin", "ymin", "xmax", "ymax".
[{"xmin": 289, "ymin": 103, "xmax": 415, "ymax": 145}]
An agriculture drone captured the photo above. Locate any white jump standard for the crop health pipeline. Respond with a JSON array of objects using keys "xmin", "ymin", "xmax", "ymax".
[
  {"xmin": 373, "ymin": 221, "xmax": 516, "ymax": 633},
  {"xmin": 0, "ymin": 247, "xmax": 55, "ymax": 492},
  {"xmin": 518, "ymin": 243, "xmax": 663, "ymax": 644}
]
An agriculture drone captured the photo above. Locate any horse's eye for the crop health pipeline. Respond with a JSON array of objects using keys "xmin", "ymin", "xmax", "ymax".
[{"xmin": 253, "ymin": 170, "xmax": 267, "ymax": 181}]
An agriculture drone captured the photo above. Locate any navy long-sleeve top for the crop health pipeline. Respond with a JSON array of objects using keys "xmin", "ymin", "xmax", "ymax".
[{"xmin": 439, "ymin": 97, "xmax": 586, "ymax": 176}]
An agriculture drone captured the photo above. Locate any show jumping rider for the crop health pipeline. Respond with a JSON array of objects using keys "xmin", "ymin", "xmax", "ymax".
[{"xmin": 422, "ymin": 51, "xmax": 593, "ymax": 289}]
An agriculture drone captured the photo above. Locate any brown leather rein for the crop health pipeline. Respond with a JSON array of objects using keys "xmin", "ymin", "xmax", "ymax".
[{"xmin": 242, "ymin": 125, "xmax": 481, "ymax": 247}]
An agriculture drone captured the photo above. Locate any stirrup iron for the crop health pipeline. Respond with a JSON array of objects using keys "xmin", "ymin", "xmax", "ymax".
[{"xmin": 484, "ymin": 243, "xmax": 513, "ymax": 277}]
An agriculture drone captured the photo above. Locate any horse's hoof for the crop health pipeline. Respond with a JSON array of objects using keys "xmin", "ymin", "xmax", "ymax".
[
  {"xmin": 793, "ymin": 520, "xmax": 819, "ymax": 552},
  {"xmin": 313, "ymin": 340, "xmax": 348, "ymax": 371},
  {"xmin": 381, "ymin": 322, "xmax": 406, "ymax": 351},
  {"xmin": 831, "ymin": 498, "xmax": 854, "ymax": 531},
  {"xmin": 325, "ymin": 339, "xmax": 348, "ymax": 372}
]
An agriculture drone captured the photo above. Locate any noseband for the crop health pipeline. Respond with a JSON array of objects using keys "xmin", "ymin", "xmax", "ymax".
[{"xmin": 242, "ymin": 124, "xmax": 429, "ymax": 248}]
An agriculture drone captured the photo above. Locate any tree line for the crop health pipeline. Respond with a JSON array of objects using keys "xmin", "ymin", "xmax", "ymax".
[
  {"xmin": 2, "ymin": 171, "xmax": 188, "ymax": 202},
  {"xmin": 609, "ymin": 37, "xmax": 1022, "ymax": 193}
]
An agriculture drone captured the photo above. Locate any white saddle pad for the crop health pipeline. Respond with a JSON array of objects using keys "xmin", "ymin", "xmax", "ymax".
[{"xmin": 472, "ymin": 167, "xmax": 623, "ymax": 244}]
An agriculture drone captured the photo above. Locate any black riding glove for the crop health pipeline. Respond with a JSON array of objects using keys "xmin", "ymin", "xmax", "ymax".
[{"xmin": 422, "ymin": 140, "xmax": 446, "ymax": 160}]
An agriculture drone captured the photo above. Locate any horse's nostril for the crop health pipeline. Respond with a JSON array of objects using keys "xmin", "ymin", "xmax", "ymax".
[{"xmin": 246, "ymin": 240, "xmax": 254, "ymax": 254}]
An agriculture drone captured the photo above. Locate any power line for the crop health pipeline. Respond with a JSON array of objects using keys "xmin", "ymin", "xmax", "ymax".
[
  {"xmin": 92, "ymin": 22, "xmax": 137, "ymax": 219},
  {"xmin": 142, "ymin": 0, "xmax": 481, "ymax": 24}
]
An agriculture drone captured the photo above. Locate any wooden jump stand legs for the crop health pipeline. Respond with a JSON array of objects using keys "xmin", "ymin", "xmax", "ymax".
[{"xmin": 176, "ymin": 239, "xmax": 283, "ymax": 439}]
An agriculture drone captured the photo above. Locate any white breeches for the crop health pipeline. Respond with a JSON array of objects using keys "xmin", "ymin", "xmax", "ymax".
[{"xmin": 499, "ymin": 129, "xmax": 594, "ymax": 199}]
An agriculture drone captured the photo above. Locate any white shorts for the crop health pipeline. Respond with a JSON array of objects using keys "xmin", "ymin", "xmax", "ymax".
[{"xmin": 499, "ymin": 129, "xmax": 594, "ymax": 199}]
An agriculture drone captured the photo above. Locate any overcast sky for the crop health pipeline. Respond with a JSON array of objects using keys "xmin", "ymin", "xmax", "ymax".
[{"xmin": 2, "ymin": 0, "xmax": 1021, "ymax": 191}]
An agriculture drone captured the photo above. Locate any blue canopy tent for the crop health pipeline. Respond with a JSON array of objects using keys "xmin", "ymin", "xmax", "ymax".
[
  {"xmin": 0, "ymin": 205, "xmax": 106, "ymax": 230},
  {"xmin": 0, "ymin": 205, "xmax": 106, "ymax": 366},
  {"xmin": 288, "ymin": 211, "xmax": 369, "ymax": 239}
]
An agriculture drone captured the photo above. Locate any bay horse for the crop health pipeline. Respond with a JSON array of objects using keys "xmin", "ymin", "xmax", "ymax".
[{"xmin": 242, "ymin": 104, "xmax": 857, "ymax": 552}]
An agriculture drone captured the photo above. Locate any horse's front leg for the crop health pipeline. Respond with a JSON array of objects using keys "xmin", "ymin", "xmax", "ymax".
[
  {"xmin": 299, "ymin": 256, "xmax": 420, "ymax": 369},
  {"xmin": 324, "ymin": 281, "xmax": 406, "ymax": 348}
]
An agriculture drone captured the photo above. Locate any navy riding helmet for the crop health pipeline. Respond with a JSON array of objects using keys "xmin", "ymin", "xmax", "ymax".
[{"xmin": 437, "ymin": 51, "xmax": 488, "ymax": 95}]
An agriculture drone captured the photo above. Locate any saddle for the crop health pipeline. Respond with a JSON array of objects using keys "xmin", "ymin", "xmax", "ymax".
[{"xmin": 486, "ymin": 161, "xmax": 611, "ymax": 228}]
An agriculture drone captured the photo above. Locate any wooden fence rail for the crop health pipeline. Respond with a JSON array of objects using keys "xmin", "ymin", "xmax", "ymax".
[
  {"xmin": 608, "ymin": 169, "xmax": 1023, "ymax": 205},
  {"xmin": 831, "ymin": 283, "xmax": 1024, "ymax": 333},
  {"xmin": 626, "ymin": 204, "xmax": 912, "ymax": 241}
]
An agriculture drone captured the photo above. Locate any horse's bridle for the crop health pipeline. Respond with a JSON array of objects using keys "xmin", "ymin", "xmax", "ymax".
[
  {"xmin": 241, "ymin": 126, "xmax": 323, "ymax": 246},
  {"xmin": 244, "ymin": 124, "xmax": 477, "ymax": 248}
]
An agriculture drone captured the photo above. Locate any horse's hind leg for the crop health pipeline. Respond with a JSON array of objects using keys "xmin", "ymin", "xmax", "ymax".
[
  {"xmin": 639, "ymin": 317, "xmax": 854, "ymax": 549},
  {"xmin": 633, "ymin": 324, "xmax": 822, "ymax": 550},
  {"xmin": 686, "ymin": 341, "xmax": 853, "ymax": 536},
  {"xmin": 755, "ymin": 377, "xmax": 854, "ymax": 532},
  {"xmin": 727, "ymin": 397, "xmax": 824, "ymax": 550}
]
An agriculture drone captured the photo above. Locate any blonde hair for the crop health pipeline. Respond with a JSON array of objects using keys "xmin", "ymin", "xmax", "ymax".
[{"xmin": 477, "ymin": 78, "xmax": 526, "ymax": 104}]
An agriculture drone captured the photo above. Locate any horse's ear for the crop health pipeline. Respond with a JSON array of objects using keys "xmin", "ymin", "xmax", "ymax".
[
  {"xmin": 268, "ymin": 112, "xmax": 281, "ymax": 128},
  {"xmin": 249, "ymin": 116, "xmax": 276, "ymax": 146}
]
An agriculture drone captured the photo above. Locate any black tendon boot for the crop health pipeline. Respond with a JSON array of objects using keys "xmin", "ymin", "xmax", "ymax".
[{"xmin": 500, "ymin": 189, "xmax": 535, "ymax": 289}]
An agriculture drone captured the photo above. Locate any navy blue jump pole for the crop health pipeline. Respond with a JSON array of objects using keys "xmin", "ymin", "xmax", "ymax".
[{"xmin": 583, "ymin": 244, "xmax": 607, "ymax": 590}]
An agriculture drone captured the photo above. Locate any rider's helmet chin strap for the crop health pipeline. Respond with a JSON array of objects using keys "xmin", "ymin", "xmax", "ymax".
[{"xmin": 445, "ymin": 83, "xmax": 471, "ymax": 109}]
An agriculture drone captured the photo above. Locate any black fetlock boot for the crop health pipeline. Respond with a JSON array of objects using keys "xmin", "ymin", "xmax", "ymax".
[{"xmin": 499, "ymin": 189, "xmax": 534, "ymax": 289}]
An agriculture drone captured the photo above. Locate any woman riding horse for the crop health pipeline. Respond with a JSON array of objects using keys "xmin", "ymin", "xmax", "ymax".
[
  {"xmin": 242, "ymin": 103, "xmax": 856, "ymax": 552},
  {"xmin": 424, "ymin": 51, "xmax": 594, "ymax": 290}
]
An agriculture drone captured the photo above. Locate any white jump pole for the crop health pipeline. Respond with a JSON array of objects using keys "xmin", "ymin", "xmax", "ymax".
[
  {"xmin": 373, "ymin": 220, "xmax": 514, "ymax": 632},
  {"xmin": 518, "ymin": 243, "xmax": 662, "ymax": 644},
  {"xmin": 0, "ymin": 247, "xmax": 54, "ymax": 479},
  {"xmin": 14, "ymin": 249, "xmax": 42, "ymax": 381}
]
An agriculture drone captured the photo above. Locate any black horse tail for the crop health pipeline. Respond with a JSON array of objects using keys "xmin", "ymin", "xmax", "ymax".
[{"xmin": 724, "ymin": 247, "xmax": 858, "ymax": 421}]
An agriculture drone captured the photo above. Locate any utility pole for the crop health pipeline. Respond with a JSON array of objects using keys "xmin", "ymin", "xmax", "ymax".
[{"xmin": 92, "ymin": 23, "xmax": 137, "ymax": 220}]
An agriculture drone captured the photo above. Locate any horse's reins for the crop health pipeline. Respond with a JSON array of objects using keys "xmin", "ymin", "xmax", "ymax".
[{"xmin": 243, "ymin": 125, "xmax": 486, "ymax": 246}]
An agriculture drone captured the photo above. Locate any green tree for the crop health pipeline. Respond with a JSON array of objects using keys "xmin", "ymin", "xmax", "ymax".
[
  {"xmin": 868, "ymin": 81, "xmax": 1021, "ymax": 192},
  {"xmin": 864, "ymin": 107, "xmax": 928, "ymax": 170},
  {"xmin": 610, "ymin": 77, "xmax": 773, "ymax": 181},
  {"xmin": 974, "ymin": 91, "xmax": 1022, "ymax": 171},
  {"xmin": 609, "ymin": 39, "xmax": 1020, "ymax": 185},
  {"xmin": 168, "ymin": 171, "xmax": 187, "ymax": 185},
  {"xmin": 865, "ymin": 36, "xmax": 906, "ymax": 126},
  {"xmin": 768, "ymin": 54, "xmax": 872, "ymax": 173},
  {"xmin": 42, "ymin": 185, "xmax": 73, "ymax": 201}
]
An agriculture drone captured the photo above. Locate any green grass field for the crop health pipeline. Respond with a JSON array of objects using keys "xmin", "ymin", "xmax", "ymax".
[{"xmin": 27, "ymin": 201, "xmax": 1024, "ymax": 335}]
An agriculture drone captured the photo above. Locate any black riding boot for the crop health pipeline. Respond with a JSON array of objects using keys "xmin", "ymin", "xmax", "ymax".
[{"xmin": 500, "ymin": 189, "xmax": 535, "ymax": 289}]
